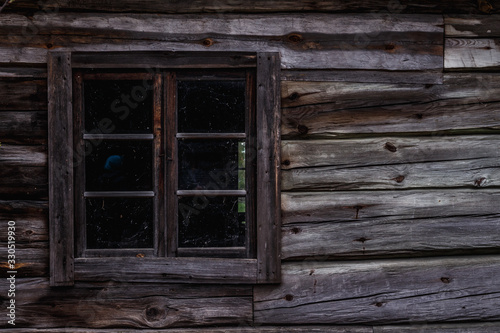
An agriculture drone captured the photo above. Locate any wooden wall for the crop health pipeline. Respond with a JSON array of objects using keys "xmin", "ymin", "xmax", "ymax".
[{"xmin": 1, "ymin": 4, "xmax": 500, "ymax": 331}]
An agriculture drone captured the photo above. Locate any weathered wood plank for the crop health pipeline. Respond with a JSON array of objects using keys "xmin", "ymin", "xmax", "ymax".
[
  {"xmin": 4, "ymin": 327, "xmax": 372, "ymax": 333},
  {"xmin": 445, "ymin": 38, "xmax": 500, "ymax": 70},
  {"xmin": 282, "ymin": 69, "xmax": 443, "ymax": 85},
  {"xmin": 0, "ymin": 111, "xmax": 47, "ymax": 144},
  {"xmin": 282, "ymin": 136, "xmax": 500, "ymax": 191},
  {"xmin": 48, "ymin": 51, "xmax": 74, "ymax": 286},
  {"xmin": 254, "ymin": 256, "xmax": 500, "ymax": 324},
  {"xmin": 282, "ymin": 73, "xmax": 500, "ymax": 138},
  {"xmin": 0, "ymin": 166, "xmax": 47, "ymax": 199},
  {"xmin": 0, "ymin": 243, "xmax": 48, "ymax": 277},
  {"xmin": 0, "ymin": 144, "xmax": 47, "ymax": 166},
  {"xmin": 282, "ymin": 190, "xmax": 500, "ymax": 225},
  {"xmin": 282, "ymin": 190, "xmax": 500, "ymax": 259},
  {"xmin": 5, "ymin": 323, "xmax": 500, "ymax": 333},
  {"xmin": 0, "ymin": 13, "xmax": 443, "ymax": 71},
  {"xmin": 0, "ymin": 214, "xmax": 47, "ymax": 243},
  {"xmin": 0, "ymin": 78, "xmax": 47, "ymax": 110},
  {"xmin": 5, "ymin": 0, "xmax": 498, "ymax": 14},
  {"xmin": 282, "ymin": 136, "xmax": 500, "ymax": 170},
  {"xmin": 0, "ymin": 67, "xmax": 46, "ymax": 78},
  {"xmin": 445, "ymin": 15, "xmax": 500, "ymax": 38},
  {"xmin": 75, "ymin": 258, "xmax": 258, "ymax": 284},
  {"xmin": 0, "ymin": 278, "xmax": 253, "ymax": 328}
]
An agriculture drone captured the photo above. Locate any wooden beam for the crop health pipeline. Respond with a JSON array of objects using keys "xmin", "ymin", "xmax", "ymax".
[
  {"xmin": 445, "ymin": 15, "xmax": 500, "ymax": 37},
  {"xmin": 282, "ymin": 73, "xmax": 500, "ymax": 138},
  {"xmin": 445, "ymin": 38, "xmax": 500, "ymax": 70},
  {"xmin": 282, "ymin": 190, "xmax": 500, "ymax": 260},
  {"xmin": 255, "ymin": 255, "xmax": 500, "ymax": 324},
  {"xmin": 0, "ymin": 111, "xmax": 47, "ymax": 144},
  {"xmin": 47, "ymin": 51, "xmax": 74, "ymax": 286}
]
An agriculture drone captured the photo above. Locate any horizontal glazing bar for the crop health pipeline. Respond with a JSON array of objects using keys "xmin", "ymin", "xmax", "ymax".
[
  {"xmin": 176, "ymin": 133, "xmax": 246, "ymax": 139},
  {"xmin": 176, "ymin": 190, "xmax": 246, "ymax": 196},
  {"xmin": 84, "ymin": 191, "xmax": 155, "ymax": 198},
  {"xmin": 83, "ymin": 134, "xmax": 154, "ymax": 140}
]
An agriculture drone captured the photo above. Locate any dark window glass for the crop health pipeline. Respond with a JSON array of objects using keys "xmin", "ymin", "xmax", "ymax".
[
  {"xmin": 86, "ymin": 197, "xmax": 153, "ymax": 249},
  {"xmin": 178, "ymin": 80, "xmax": 245, "ymax": 133},
  {"xmin": 84, "ymin": 80, "xmax": 153, "ymax": 134},
  {"xmin": 178, "ymin": 139, "xmax": 245, "ymax": 190},
  {"xmin": 85, "ymin": 140, "xmax": 152, "ymax": 191},
  {"xmin": 178, "ymin": 196, "xmax": 246, "ymax": 248}
]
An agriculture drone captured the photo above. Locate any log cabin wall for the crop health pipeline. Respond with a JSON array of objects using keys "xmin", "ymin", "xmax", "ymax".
[{"xmin": 1, "ymin": 1, "xmax": 500, "ymax": 331}]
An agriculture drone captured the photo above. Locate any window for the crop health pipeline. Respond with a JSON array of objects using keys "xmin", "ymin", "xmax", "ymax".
[{"xmin": 48, "ymin": 52, "xmax": 281, "ymax": 286}]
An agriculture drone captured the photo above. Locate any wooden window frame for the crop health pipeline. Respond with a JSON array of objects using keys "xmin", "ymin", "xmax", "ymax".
[{"xmin": 48, "ymin": 51, "xmax": 281, "ymax": 286}]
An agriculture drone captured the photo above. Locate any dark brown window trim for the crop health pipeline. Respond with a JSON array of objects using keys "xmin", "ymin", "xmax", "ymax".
[{"xmin": 48, "ymin": 51, "xmax": 281, "ymax": 286}]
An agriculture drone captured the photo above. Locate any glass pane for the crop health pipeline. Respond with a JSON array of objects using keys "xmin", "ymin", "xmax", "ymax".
[
  {"xmin": 84, "ymin": 80, "xmax": 153, "ymax": 134},
  {"xmin": 178, "ymin": 139, "xmax": 245, "ymax": 190},
  {"xmin": 178, "ymin": 196, "xmax": 246, "ymax": 248},
  {"xmin": 86, "ymin": 197, "xmax": 153, "ymax": 249},
  {"xmin": 178, "ymin": 80, "xmax": 245, "ymax": 133},
  {"xmin": 85, "ymin": 140, "xmax": 152, "ymax": 191}
]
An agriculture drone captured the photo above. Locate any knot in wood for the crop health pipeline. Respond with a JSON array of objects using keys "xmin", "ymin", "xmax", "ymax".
[
  {"xmin": 474, "ymin": 177, "xmax": 486, "ymax": 187},
  {"xmin": 145, "ymin": 307, "xmax": 162, "ymax": 321},
  {"xmin": 284, "ymin": 294, "xmax": 294, "ymax": 301},
  {"xmin": 282, "ymin": 159, "xmax": 291, "ymax": 166},
  {"xmin": 394, "ymin": 175, "xmax": 405, "ymax": 183},
  {"xmin": 297, "ymin": 124, "xmax": 309, "ymax": 135},
  {"xmin": 291, "ymin": 227, "xmax": 301, "ymax": 234},
  {"xmin": 287, "ymin": 33, "xmax": 303, "ymax": 44},
  {"xmin": 288, "ymin": 92, "xmax": 300, "ymax": 101},
  {"xmin": 385, "ymin": 43, "xmax": 396, "ymax": 51},
  {"xmin": 384, "ymin": 142, "xmax": 397, "ymax": 152},
  {"xmin": 202, "ymin": 38, "xmax": 214, "ymax": 47},
  {"xmin": 441, "ymin": 277, "xmax": 451, "ymax": 284}
]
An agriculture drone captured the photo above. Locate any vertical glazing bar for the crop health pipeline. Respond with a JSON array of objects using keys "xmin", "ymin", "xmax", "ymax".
[
  {"xmin": 246, "ymin": 70, "xmax": 257, "ymax": 258},
  {"xmin": 153, "ymin": 72, "xmax": 165, "ymax": 257},
  {"xmin": 166, "ymin": 72, "xmax": 178, "ymax": 256}
]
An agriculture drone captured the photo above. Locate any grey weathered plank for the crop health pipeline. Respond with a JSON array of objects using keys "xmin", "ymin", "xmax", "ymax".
[
  {"xmin": 0, "ymin": 13, "xmax": 443, "ymax": 71},
  {"xmin": 47, "ymin": 51, "xmax": 74, "ymax": 286},
  {"xmin": 282, "ymin": 190, "xmax": 500, "ymax": 225},
  {"xmin": 282, "ymin": 73, "xmax": 500, "ymax": 138},
  {"xmin": 75, "ymin": 257, "xmax": 258, "ymax": 284},
  {"xmin": 5, "ymin": 0, "xmax": 497, "ymax": 14},
  {"xmin": 256, "ymin": 53, "xmax": 281, "ymax": 283},
  {"xmin": 445, "ymin": 38, "xmax": 500, "ymax": 70},
  {"xmin": 282, "ymin": 69, "xmax": 443, "ymax": 85},
  {"xmin": 281, "ymin": 136, "xmax": 500, "ymax": 191},
  {"xmin": 254, "ymin": 255, "xmax": 500, "ymax": 324},
  {"xmin": 0, "ymin": 78, "xmax": 47, "ymax": 110},
  {"xmin": 282, "ymin": 190, "xmax": 500, "ymax": 259},
  {"xmin": 0, "ymin": 243, "xmax": 48, "ymax": 277},
  {"xmin": 282, "ymin": 136, "xmax": 500, "ymax": 170},
  {"xmin": 0, "ymin": 144, "xmax": 47, "ymax": 166},
  {"xmin": 374, "ymin": 322, "xmax": 500, "ymax": 332},
  {"xmin": 0, "ymin": 67, "xmax": 46, "ymax": 78},
  {"xmin": 0, "ymin": 213, "xmax": 47, "ymax": 243},
  {"xmin": 445, "ymin": 15, "xmax": 500, "ymax": 37},
  {"xmin": 0, "ymin": 278, "xmax": 252, "ymax": 328},
  {"xmin": 0, "ymin": 165, "xmax": 47, "ymax": 199},
  {"xmin": 0, "ymin": 111, "xmax": 47, "ymax": 144}
]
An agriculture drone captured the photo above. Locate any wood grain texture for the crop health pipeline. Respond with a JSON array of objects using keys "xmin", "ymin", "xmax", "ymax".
[
  {"xmin": 0, "ymin": 278, "xmax": 252, "ymax": 328},
  {"xmin": 0, "ymin": 111, "xmax": 47, "ymax": 144},
  {"xmin": 0, "ymin": 13, "xmax": 443, "ymax": 71},
  {"xmin": 445, "ymin": 15, "xmax": 500, "ymax": 38},
  {"xmin": 282, "ymin": 190, "xmax": 500, "ymax": 260},
  {"xmin": 445, "ymin": 38, "xmax": 500, "ymax": 70},
  {"xmin": 0, "ymin": 243, "xmax": 48, "ymax": 277},
  {"xmin": 254, "ymin": 255, "xmax": 500, "ymax": 324},
  {"xmin": 0, "ymin": 165, "xmax": 47, "ymax": 199},
  {"xmin": 282, "ymin": 73, "xmax": 500, "ymax": 138},
  {"xmin": 5, "ymin": 0, "xmax": 498, "ymax": 14},
  {"xmin": 282, "ymin": 136, "xmax": 500, "ymax": 191},
  {"xmin": 0, "ymin": 78, "xmax": 47, "ymax": 110},
  {"xmin": 48, "ymin": 51, "xmax": 74, "ymax": 286},
  {"xmin": 0, "ymin": 144, "xmax": 47, "ymax": 166}
]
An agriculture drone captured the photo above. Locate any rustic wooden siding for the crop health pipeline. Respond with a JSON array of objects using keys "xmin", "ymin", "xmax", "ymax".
[{"xmin": 0, "ymin": 6, "xmax": 499, "ymax": 332}]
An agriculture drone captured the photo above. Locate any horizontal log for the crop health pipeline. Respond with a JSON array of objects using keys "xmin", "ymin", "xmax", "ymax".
[
  {"xmin": 282, "ymin": 190, "xmax": 500, "ymax": 259},
  {"xmin": 282, "ymin": 69, "xmax": 443, "ymax": 85},
  {"xmin": 445, "ymin": 15, "xmax": 500, "ymax": 38},
  {"xmin": 282, "ymin": 190, "xmax": 500, "ymax": 224},
  {"xmin": 0, "ymin": 213, "xmax": 47, "ymax": 243},
  {"xmin": 445, "ymin": 38, "xmax": 500, "ymax": 70},
  {"xmin": 0, "ymin": 13, "xmax": 443, "ymax": 70},
  {"xmin": 281, "ymin": 135, "xmax": 500, "ymax": 191},
  {"xmin": 282, "ymin": 73, "xmax": 500, "ymax": 138},
  {"xmin": 0, "ymin": 243, "xmax": 48, "ymax": 277},
  {"xmin": 4, "ymin": 323, "xmax": 500, "ymax": 333},
  {"xmin": 75, "ymin": 257, "xmax": 258, "ymax": 284},
  {"xmin": 0, "ymin": 111, "xmax": 47, "ymax": 144},
  {"xmin": 0, "ymin": 278, "xmax": 252, "ymax": 328},
  {"xmin": 0, "ymin": 67, "xmax": 46, "ymax": 78},
  {"xmin": 0, "ymin": 144, "xmax": 47, "ymax": 166},
  {"xmin": 0, "ymin": 78, "xmax": 47, "ymax": 110},
  {"xmin": 254, "ymin": 255, "xmax": 500, "ymax": 324},
  {"xmin": 5, "ymin": 0, "xmax": 497, "ymax": 14}
]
